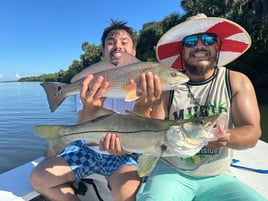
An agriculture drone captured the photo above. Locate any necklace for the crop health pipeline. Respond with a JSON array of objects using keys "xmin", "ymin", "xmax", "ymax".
[{"xmin": 186, "ymin": 68, "xmax": 218, "ymax": 117}]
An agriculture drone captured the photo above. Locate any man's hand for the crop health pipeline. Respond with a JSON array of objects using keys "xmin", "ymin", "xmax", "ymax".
[
  {"xmin": 99, "ymin": 133, "xmax": 129, "ymax": 155},
  {"xmin": 80, "ymin": 75, "xmax": 110, "ymax": 109},
  {"xmin": 133, "ymin": 71, "xmax": 163, "ymax": 117},
  {"xmin": 207, "ymin": 135, "xmax": 230, "ymax": 150},
  {"xmin": 137, "ymin": 71, "xmax": 162, "ymax": 105},
  {"xmin": 78, "ymin": 75, "xmax": 110, "ymax": 123}
]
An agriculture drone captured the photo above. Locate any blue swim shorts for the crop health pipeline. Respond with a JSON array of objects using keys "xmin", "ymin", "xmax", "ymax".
[{"xmin": 60, "ymin": 140, "xmax": 139, "ymax": 180}]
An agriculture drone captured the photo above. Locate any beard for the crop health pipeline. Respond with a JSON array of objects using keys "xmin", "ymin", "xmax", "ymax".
[
  {"xmin": 184, "ymin": 51, "xmax": 218, "ymax": 76},
  {"xmin": 184, "ymin": 61, "xmax": 216, "ymax": 75}
]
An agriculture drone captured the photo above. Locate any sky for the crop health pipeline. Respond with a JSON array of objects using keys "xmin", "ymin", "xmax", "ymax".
[{"xmin": 0, "ymin": 0, "xmax": 184, "ymax": 81}]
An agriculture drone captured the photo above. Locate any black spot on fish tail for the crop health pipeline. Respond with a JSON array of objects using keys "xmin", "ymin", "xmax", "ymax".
[
  {"xmin": 56, "ymin": 85, "xmax": 62, "ymax": 94},
  {"xmin": 54, "ymin": 86, "xmax": 62, "ymax": 96},
  {"xmin": 40, "ymin": 82, "xmax": 66, "ymax": 112}
]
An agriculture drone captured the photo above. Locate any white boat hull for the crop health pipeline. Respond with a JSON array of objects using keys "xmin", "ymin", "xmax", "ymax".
[{"xmin": 1, "ymin": 140, "xmax": 268, "ymax": 201}]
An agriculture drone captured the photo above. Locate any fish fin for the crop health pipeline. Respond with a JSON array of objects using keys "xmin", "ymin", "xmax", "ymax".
[
  {"xmin": 122, "ymin": 84, "xmax": 140, "ymax": 102},
  {"xmin": 40, "ymin": 82, "xmax": 67, "ymax": 112},
  {"xmin": 117, "ymin": 52, "xmax": 141, "ymax": 67},
  {"xmin": 137, "ymin": 154, "xmax": 160, "ymax": 177},
  {"xmin": 85, "ymin": 106, "xmax": 116, "ymax": 121},
  {"xmin": 71, "ymin": 61, "xmax": 115, "ymax": 83},
  {"xmin": 34, "ymin": 125, "xmax": 69, "ymax": 158},
  {"xmin": 84, "ymin": 142, "xmax": 99, "ymax": 146},
  {"xmin": 45, "ymin": 139, "xmax": 68, "ymax": 158},
  {"xmin": 125, "ymin": 110, "xmax": 147, "ymax": 118}
]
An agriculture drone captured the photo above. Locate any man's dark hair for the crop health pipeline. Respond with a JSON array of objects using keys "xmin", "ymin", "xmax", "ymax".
[{"xmin": 101, "ymin": 19, "xmax": 137, "ymax": 49}]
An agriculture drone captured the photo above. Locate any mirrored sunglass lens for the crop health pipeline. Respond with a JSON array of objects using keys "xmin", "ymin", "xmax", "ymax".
[
  {"xmin": 201, "ymin": 34, "xmax": 216, "ymax": 46},
  {"xmin": 183, "ymin": 36, "xmax": 198, "ymax": 47}
]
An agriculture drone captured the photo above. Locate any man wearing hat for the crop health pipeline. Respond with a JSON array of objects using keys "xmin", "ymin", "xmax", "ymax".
[{"xmin": 133, "ymin": 14, "xmax": 266, "ymax": 200}]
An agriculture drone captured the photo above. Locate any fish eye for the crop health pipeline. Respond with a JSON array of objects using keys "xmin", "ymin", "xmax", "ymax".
[{"xmin": 171, "ymin": 72, "xmax": 178, "ymax": 77}]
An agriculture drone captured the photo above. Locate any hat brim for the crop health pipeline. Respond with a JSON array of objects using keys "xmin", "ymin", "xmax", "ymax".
[{"xmin": 156, "ymin": 16, "xmax": 251, "ymax": 70}]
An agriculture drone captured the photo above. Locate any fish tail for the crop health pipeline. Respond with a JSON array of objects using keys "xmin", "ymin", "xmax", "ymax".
[
  {"xmin": 40, "ymin": 82, "xmax": 66, "ymax": 112},
  {"xmin": 34, "ymin": 125, "xmax": 68, "ymax": 158}
]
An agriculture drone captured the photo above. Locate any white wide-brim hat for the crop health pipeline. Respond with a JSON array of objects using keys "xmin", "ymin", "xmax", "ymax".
[{"xmin": 156, "ymin": 13, "xmax": 251, "ymax": 70}]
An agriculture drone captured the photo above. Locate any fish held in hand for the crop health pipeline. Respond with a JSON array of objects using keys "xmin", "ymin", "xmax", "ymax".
[
  {"xmin": 41, "ymin": 52, "xmax": 189, "ymax": 112},
  {"xmin": 34, "ymin": 107, "xmax": 228, "ymax": 177}
]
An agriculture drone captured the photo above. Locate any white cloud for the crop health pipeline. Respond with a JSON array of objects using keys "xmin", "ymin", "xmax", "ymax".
[
  {"xmin": 0, "ymin": 73, "xmax": 21, "ymax": 81},
  {"xmin": 15, "ymin": 73, "xmax": 21, "ymax": 78}
]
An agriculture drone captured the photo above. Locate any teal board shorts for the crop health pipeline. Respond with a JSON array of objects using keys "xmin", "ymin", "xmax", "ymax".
[{"xmin": 137, "ymin": 161, "xmax": 267, "ymax": 201}]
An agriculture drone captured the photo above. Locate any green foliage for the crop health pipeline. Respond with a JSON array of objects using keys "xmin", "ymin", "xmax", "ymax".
[
  {"xmin": 161, "ymin": 12, "xmax": 181, "ymax": 33},
  {"xmin": 136, "ymin": 13, "xmax": 181, "ymax": 62},
  {"xmin": 59, "ymin": 43, "xmax": 102, "ymax": 83},
  {"xmin": 136, "ymin": 21, "xmax": 163, "ymax": 61},
  {"xmin": 19, "ymin": 73, "xmax": 58, "ymax": 82}
]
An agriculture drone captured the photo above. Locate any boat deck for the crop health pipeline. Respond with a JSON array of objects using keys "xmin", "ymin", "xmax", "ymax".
[{"xmin": 1, "ymin": 140, "xmax": 268, "ymax": 201}]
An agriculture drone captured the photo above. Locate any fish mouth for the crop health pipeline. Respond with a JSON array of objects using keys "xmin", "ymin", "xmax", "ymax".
[{"xmin": 171, "ymin": 83, "xmax": 188, "ymax": 89}]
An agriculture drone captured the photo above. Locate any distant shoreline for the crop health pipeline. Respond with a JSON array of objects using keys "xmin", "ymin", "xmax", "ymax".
[{"xmin": 0, "ymin": 80, "xmax": 18, "ymax": 83}]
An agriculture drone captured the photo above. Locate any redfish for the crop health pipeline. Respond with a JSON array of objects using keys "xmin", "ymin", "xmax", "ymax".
[{"xmin": 41, "ymin": 52, "xmax": 189, "ymax": 112}]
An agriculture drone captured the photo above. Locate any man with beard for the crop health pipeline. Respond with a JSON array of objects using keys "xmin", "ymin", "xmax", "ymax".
[{"xmin": 133, "ymin": 14, "xmax": 266, "ymax": 200}]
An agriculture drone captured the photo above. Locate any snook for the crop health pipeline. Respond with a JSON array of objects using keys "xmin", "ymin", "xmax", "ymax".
[
  {"xmin": 34, "ymin": 108, "xmax": 228, "ymax": 176},
  {"xmin": 41, "ymin": 52, "xmax": 189, "ymax": 112}
]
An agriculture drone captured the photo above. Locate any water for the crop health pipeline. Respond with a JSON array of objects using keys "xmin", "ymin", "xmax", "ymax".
[
  {"xmin": 0, "ymin": 82, "xmax": 267, "ymax": 174},
  {"xmin": 0, "ymin": 82, "xmax": 78, "ymax": 173}
]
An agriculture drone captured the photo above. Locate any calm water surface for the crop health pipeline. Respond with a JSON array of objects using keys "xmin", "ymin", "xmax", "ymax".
[
  {"xmin": 0, "ymin": 82, "xmax": 267, "ymax": 173},
  {"xmin": 0, "ymin": 82, "xmax": 78, "ymax": 173}
]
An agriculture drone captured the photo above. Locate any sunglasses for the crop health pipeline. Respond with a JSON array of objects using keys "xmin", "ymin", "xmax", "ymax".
[{"xmin": 183, "ymin": 33, "xmax": 218, "ymax": 48}]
